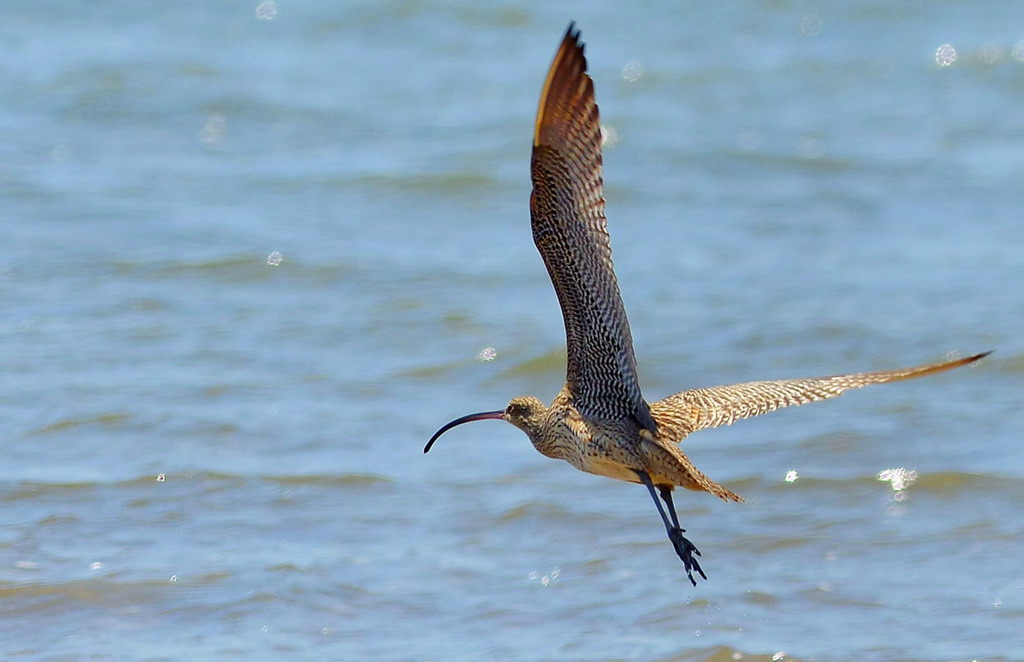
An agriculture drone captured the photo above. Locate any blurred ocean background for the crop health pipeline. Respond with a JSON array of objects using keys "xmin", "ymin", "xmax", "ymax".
[{"xmin": 2, "ymin": 1, "xmax": 1021, "ymax": 660}]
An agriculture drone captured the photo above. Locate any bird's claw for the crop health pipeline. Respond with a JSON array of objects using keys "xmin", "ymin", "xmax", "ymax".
[{"xmin": 668, "ymin": 527, "xmax": 706, "ymax": 586}]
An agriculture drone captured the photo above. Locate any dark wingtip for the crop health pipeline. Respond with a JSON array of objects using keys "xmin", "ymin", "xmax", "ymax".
[
  {"xmin": 955, "ymin": 350, "xmax": 993, "ymax": 369},
  {"xmin": 567, "ymin": 22, "xmax": 583, "ymax": 53}
]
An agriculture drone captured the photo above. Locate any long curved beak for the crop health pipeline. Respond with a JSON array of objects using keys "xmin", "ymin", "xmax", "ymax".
[{"xmin": 423, "ymin": 410, "xmax": 504, "ymax": 453}]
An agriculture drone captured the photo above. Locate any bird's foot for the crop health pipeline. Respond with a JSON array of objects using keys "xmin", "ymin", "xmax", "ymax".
[{"xmin": 668, "ymin": 527, "xmax": 706, "ymax": 586}]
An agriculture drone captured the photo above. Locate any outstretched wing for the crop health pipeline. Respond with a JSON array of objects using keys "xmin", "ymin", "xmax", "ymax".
[
  {"xmin": 650, "ymin": 352, "xmax": 990, "ymax": 442},
  {"xmin": 530, "ymin": 24, "xmax": 656, "ymax": 433}
]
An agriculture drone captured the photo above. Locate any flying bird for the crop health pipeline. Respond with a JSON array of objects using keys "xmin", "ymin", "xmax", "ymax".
[{"xmin": 425, "ymin": 23, "xmax": 989, "ymax": 585}]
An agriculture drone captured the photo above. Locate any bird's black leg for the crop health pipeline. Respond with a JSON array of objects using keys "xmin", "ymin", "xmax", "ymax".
[
  {"xmin": 635, "ymin": 470, "xmax": 707, "ymax": 586},
  {"xmin": 658, "ymin": 485, "xmax": 681, "ymax": 529}
]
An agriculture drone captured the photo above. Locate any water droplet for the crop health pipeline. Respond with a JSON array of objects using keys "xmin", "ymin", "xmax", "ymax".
[
  {"xmin": 267, "ymin": 251, "xmax": 283, "ymax": 266},
  {"xmin": 255, "ymin": 0, "xmax": 277, "ymax": 20},
  {"xmin": 50, "ymin": 144, "xmax": 69, "ymax": 162},
  {"xmin": 1012, "ymin": 40, "xmax": 1024, "ymax": 62},
  {"xmin": 978, "ymin": 42, "xmax": 1002, "ymax": 65},
  {"xmin": 800, "ymin": 135, "xmax": 821, "ymax": 159},
  {"xmin": 878, "ymin": 467, "xmax": 918, "ymax": 492},
  {"xmin": 600, "ymin": 124, "xmax": 618, "ymax": 148},
  {"xmin": 772, "ymin": 652, "xmax": 787, "ymax": 662},
  {"xmin": 170, "ymin": 575, "xmax": 177, "ymax": 582},
  {"xmin": 799, "ymin": 13, "xmax": 822, "ymax": 36},
  {"xmin": 784, "ymin": 469, "xmax": 799, "ymax": 483},
  {"xmin": 935, "ymin": 44, "xmax": 957, "ymax": 67},
  {"xmin": 89, "ymin": 561, "xmax": 103, "ymax": 570},
  {"xmin": 621, "ymin": 59, "xmax": 643, "ymax": 82},
  {"xmin": 156, "ymin": 473, "xmax": 166, "ymax": 482},
  {"xmin": 199, "ymin": 114, "xmax": 227, "ymax": 149},
  {"xmin": 529, "ymin": 567, "xmax": 560, "ymax": 586},
  {"xmin": 476, "ymin": 346, "xmax": 497, "ymax": 361}
]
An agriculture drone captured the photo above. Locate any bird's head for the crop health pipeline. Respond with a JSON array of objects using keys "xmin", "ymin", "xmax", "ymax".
[{"xmin": 423, "ymin": 395, "xmax": 547, "ymax": 453}]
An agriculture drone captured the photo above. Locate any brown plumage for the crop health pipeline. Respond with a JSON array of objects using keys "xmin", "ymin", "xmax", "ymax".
[{"xmin": 425, "ymin": 23, "xmax": 990, "ymax": 585}]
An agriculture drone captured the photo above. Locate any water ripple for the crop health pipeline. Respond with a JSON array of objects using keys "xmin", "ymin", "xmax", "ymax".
[
  {"xmin": 731, "ymin": 470, "xmax": 1024, "ymax": 497},
  {"xmin": 0, "ymin": 471, "xmax": 393, "ymax": 501}
]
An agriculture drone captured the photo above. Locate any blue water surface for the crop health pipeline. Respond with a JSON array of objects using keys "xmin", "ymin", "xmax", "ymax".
[{"xmin": 2, "ymin": 1, "xmax": 1021, "ymax": 660}]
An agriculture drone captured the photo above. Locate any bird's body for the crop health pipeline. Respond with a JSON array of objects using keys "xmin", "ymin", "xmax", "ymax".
[
  {"xmin": 498, "ymin": 389, "xmax": 742, "ymax": 499},
  {"xmin": 425, "ymin": 24, "xmax": 989, "ymax": 585}
]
